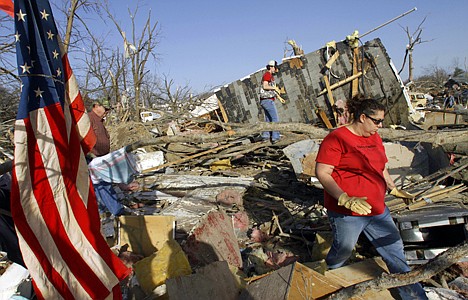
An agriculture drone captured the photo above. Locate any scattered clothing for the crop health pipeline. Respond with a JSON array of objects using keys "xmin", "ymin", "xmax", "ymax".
[{"xmin": 88, "ymin": 147, "xmax": 138, "ymax": 185}]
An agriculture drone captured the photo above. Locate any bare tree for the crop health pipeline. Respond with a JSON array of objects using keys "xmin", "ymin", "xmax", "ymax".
[
  {"xmin": 139, "ymin": 73, "xmax": 164, "ymax": 108},
  {"xmin": 54, "ymin": 0, "xmax": 103, "ymax": 51},
  {"xmin": 104, "ymin": 2, "xmax": 159, "ymax": 110},
  {"xmin": 0, "ymin": 15, "xmax": 21, "ymax": 123},
  {"xmin": 398, "ymin": 17, "xmax": 433, "ymax": 82},
  {"xmin": 83, "ymin": 39, "xmax": 117, "ymax": 101},
  {"xmin": 0, "ymin": 15, "xmax": 19, "ymax": 85},
  {"xmin": 159, "ymin": 74, "xmax": 194, "ymax": 115}
]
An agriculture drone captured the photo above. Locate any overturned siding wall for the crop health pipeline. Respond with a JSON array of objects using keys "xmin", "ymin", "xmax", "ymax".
[{"xmin": 215, "ymin": 38, "xmax": 410, "ymax": 128}]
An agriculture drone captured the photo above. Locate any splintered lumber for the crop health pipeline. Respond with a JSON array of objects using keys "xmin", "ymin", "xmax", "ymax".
[
  {"xmin": 217, "ymin": 99, "xmax": 230, "ymax": 123},
  {"xmin": 326, "ymin": 242, "xmax": 468, "ymax": 300},
  {"xmin": 325, "ymin": 50, "xmax": 339, "ymax": 69},
  {"xmin": 322, "ymin": 76, "xmax": 336, "ymax": 107},
  {"xmin": 403, "ymin": 158, "xmax": 468, "ymax": 190},
  {"xmin": 322, "ymin": 76, "xmax": 337, "ymax": 124},
  {"xmin": 351, "ymin": 48, "xmax": 360, "ymax": 98},
  {"xmin": 387, "ymin": 184, "xmax": 467, "ymax": 213},
  {"xmin": 316, "ymin": 108, "xmax": 334, "ymax": 129},
  {"xmin": 408, "ymin": 184, "xmax": 467, "ymax": 210}
]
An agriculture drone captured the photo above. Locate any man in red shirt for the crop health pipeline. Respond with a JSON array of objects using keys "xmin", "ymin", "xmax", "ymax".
[
  {"xmin": 88, "ymin": 101, "xmax": 111, "ymax": 157},
  {"xmin": 87, "ymin": 101, "xmax": 127, "ymax": 216}
]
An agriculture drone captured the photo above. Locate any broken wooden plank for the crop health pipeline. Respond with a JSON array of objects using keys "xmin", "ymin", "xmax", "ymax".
[
  {"xmin": 325, "ymin": 50, "xmax": 339, "ymax": 70},
  {"xmin": 316, "ymin": 108, "xmax": 333, "ymax": 129},
  {"xmin": 322, "ymin": 75, "xmax": 337, "ymax": 124},
  {"xmin": 317, "ymin": 72, "xmax": 363, "ymax": 96},
  {"xmin": 351, "ymin": 48, "xmax": 360, "ymax": 98},
  {"xmin": 409, "ymin": 184, "xmax": 467, "ymax": 210}
]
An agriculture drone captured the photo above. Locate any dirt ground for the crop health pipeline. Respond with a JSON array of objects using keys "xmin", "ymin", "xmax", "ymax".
[{"xmin": 108, "ymin": 120, "xmax": 154, "ymax": 151}]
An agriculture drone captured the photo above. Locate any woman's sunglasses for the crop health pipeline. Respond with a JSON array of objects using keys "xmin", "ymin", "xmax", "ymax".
[{"xmin": 365, "ymin": 114, "xmax": 384, "ymax": 125}]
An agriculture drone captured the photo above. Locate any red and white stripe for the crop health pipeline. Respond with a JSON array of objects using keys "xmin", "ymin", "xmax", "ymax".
[
  {"xmin": 10, "ymin": 41, "xmax": 129, "ymax": 300},
  {"xmin": 59, "ymin": 37, "xmax": 96, "ymax": 155},
  {"xmin": 11, "ymin": 102, "xmax": 130, "ymax": 299}
]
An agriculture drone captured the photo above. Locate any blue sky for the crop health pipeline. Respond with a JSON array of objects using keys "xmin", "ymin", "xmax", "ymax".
[
  {"xmin": 132, "ymin": 0, "xmax": 466, "ymax": 93},
  {"xmin": 6, "ymin": 0, "xmax": 467, "ymax": 93}
]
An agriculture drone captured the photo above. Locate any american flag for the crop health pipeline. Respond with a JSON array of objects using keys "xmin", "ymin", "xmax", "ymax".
[{"xmin": 8, "ymin": 0, "xmax": 131, "ymax": 299}]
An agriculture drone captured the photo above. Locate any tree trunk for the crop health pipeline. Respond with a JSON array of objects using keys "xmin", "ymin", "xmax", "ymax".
[{"xmin": 408, "ymin": 49, "xmax": 414, "ymax": 82}]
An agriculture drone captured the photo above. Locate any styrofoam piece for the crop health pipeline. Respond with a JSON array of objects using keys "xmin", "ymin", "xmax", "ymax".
[{"xmin": 0, "ymin": 263, "xmax": 30, "ymax": 300}]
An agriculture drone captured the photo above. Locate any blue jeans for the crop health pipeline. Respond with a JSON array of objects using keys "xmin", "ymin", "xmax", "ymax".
[
  {"xmin": 260, "ymin": 99, "xmax": 280, "ymax": 141},
  {"xmin": 93, "ymin": 181, "xmax": 124, "ymax": 216},
  {"xmin": 327, "ymin": 207, "xmax": 427, "ymax": 300}
]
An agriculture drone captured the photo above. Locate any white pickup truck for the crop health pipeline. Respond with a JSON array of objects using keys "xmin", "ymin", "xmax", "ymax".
[{"xmin": 140, "ymin": 111, "xmax": 162, "ymax": 123}]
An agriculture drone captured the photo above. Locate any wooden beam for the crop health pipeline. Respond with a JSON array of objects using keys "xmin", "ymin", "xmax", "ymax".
[
  {"xmin": 351, "ymin": 48, "xmax": 360, "ymax": 97},
  {"xmin": 322, "ymin": 75, "xmax": 336, "ymax": 107},
  {"xmin": 217, "ymin": 99, "xmax": 229, "ymax": 123},
  {"xmin": 317, "ymin": 72, "xmax": 363, "ymax": 96},
  {"xmin": 325, "ymin": 50, "xmax": 339, "ymax": 69},
  {"xmin": 323, "ymin": 75, "xmax": 337, "ymax": 124},
  {"xmin": 316, "ymin": 108, "xmax": 333, "ymax": 129}
]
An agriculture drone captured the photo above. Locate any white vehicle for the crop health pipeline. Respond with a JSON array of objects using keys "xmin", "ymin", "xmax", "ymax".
[
  {"xmin": 408, "ymin": 92, "xmax": 427, "ymax": 109},
  {"xmin": 140, "ymin": 111, "xmax": 162, "ymax": 123}
]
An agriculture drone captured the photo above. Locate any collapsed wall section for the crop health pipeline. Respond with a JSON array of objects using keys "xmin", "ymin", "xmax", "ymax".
[{"xmin": 215, "ymin": 38, "xmax": 410, "ymax": 128}]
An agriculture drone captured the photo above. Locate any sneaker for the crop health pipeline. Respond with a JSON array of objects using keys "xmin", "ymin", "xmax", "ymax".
[{"xmin": 271, "ymin": 139, "xmax": 280, "ymax": 144}]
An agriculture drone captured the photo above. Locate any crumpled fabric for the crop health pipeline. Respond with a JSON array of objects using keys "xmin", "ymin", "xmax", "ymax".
[{"xmin": 88, "ymin": 147, "xmax": 138, "ymax": 184}]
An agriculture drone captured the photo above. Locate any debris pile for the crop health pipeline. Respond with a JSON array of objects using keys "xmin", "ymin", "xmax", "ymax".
[{"xmin": 75, "ymin": 118, "xmax": 466, "ymax": 299}]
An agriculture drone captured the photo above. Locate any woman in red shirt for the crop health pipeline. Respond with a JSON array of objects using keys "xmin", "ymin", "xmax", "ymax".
[{"xmin": 315, "ymin": 97, "xmax": 427, "ymax": 300}]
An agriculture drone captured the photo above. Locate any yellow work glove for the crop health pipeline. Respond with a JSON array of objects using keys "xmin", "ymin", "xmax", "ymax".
[
  {"xmin": 390, "ymin": 187, "xmax": 415, "ymax": 205},
  {"xmin": 390, "ymin": 187, "xmax": 414, "ymax": 199},
  {"xmin": 277, "ymin": 94, "xmax": 286, "ymax": 104},
  {"xmin": 338, "ymin": 193, "xmax": 372, "ymax": 215}
]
